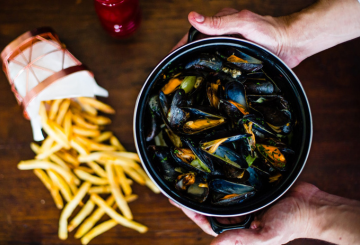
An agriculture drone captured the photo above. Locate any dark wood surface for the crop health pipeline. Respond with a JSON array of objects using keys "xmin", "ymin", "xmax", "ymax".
[{"xmin": 0, "ymin": 0, "xmax": 359, "ymax": 244}]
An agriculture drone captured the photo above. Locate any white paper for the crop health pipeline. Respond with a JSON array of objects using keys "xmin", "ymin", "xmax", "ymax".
[{"xmin": 8, "ymin": 40, "xmax": 109, "ymax": 141}]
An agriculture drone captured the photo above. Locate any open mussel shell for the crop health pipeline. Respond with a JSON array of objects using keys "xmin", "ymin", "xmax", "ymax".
[
  {"xmin": 209, "ymin": 179, "xmax": 256, "ymax": 206},
  {"xmin": 182, "ymin": 138, "xmax": 214, "ymax": 174},
  {"xmin": 256, "ymin": 143, "xmax": 294, "ymax": 172},
  {"xmin": 181, "ymin": 107, "xmax": 226, "ymax": 135},
  {"xmin": 175, "ymin": 172, "xmax": 209, "ymax": 203},
  {"xmin": 148, "ymin": 145, "xmax": 180, "ymax": 182},
  {"xmin": 241, "ymin": 114, "xmax": 279, "ymax": 139},
  {"xmin": 250, "ymin": 96, "xmax": 293, "ymax": 134},
  {"xmin": 219, "ymin": 99, "xmax": 245, "ymax": 123},
  {"xmin": 185, "ymin": 53, "xmax": 223, "ymax": 71},
  {"xmin": 224, "ymin": 81, "xmax": 248, "ymax": 109},
  {"xmin": 216, "ymin": 47, "xmax": 263, "ymax": 72},
  {"xmin": 202, "ymin": 145, "xmax": 248, "ymax": 172},
  {"xmin": 200, "ymin": 133, "xmax": 251, "ymax": 154}
]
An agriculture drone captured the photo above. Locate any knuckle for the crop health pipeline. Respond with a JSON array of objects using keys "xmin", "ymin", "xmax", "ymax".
[{"xmin": 209, "ymin": 16, "xmax": 223, "ymax": 30}]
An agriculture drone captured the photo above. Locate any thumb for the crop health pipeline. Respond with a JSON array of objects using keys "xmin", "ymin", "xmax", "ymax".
[
  {"xmin": 188, "ymin": 11, "xmax": 241, "ymax": 36},
  {"xmin": 210, "ymin": 228, "xmax": 266, "ymax": 245}
]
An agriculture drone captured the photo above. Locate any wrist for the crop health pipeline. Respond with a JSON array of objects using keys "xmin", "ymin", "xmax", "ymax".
[{"xmin": 304, "ymin": 189, "xmax": 360, "ymax": 244}]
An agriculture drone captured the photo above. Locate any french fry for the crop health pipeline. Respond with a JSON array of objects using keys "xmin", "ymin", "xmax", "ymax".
[
  {"xmin": 56, "ymin": 99, "xmax": 71, "ymax": 125},
  {"xmin": 125, "ymin": 194, "xmax": 138, "ymax": 203},
  {"xmin": 33, "ymin": 169, "xmax": 63, "ymax": 209},
  {"xmin": 30, "ymin": 142, "xmax": 71, "ymax": 171},
  {"xmin": 63, "ymin": 110, "xmax": 72, "ymax": 140},
  {"xmin": 59, "ymin": 182, "xmax": 91, "ymax": 240},
  {"xmin": 92, "ymin": 131, "xmax": 113, "ymax": 142},
  {"xmin": 75, "ymin": 195, "xmax": 115, "ymax": 239},
  {"xmin": 36, "ymin": 142, "xmax": 63, "ymax": 160},
  {"xmin": 105, "ymin": 163, "xmax": 132, "ymax": 220},
  {"xmin": 70, "ymin": 139, "xmax": 90, "ymax": 155},
  {"xmin": 49, "ymin": 99, "xmax": 63, "ymax": 120},
  {"xmin": 39, "ymin": 101, "xmax": 48, "ymax": 121},
  {"xmin": 86, "ymin": 161, "xmax": 107, "ymax": 178},
  {"xmin": 90, "ymin": 194, "xmax": 147, "ymax": 233},
  {"xmin": 74, "ymin": 169, "xmax": 109, "ymax": 185},
  {"xmin": 81, "ymin": 219, "xmax": 118, "ymax": 245},
  {"xmin": 114, "ymin": 165, "xmax": 132, "ymax": 196},
  {"xmin": 18, "ymin": 160, "xmax": 79, "ymax": 185},
  {"xmin": 39, "ymin": 136, "xmax": 54, "ymax": 153},
  {"xmin": 122, "ymin": 166, "xmax": 145, "ymax": 185},
  {"xmin": 41, "ymin": 118, "xmax": 70, "ymax": 149},
  {"xmin": 76, "ymin": 166, "xmax": 95, "ymax": 174},
  {"xmin": 73, "ymin": 125, "xmax": 100, "ymax": 137},
  {"xmin": 48, "ymin": 169, "xmax": 73, "ymax": 203},
  {"xmin": 82, "ymin": 113, "xmax": 111, "ymax": 125},
  {"xmin": 135, "ymin": 167, "xmax": 160, "ymax": 194},
  {"xmin": 70, "ymin": 99, "xmax": 83, "ymax": 111},
  {"xmin": 109, "ymin": 152, "xmax": 141, "ymax": 162},
  {"xmin": 88, "ymin": 185, "xmax": 111, "ymax": 194},
  {"xmin": 68, "ymin": 199, "xmax": 95, "ymax": 232},
  {"xmin": 72, "ymin": 113, "xmax": 98, "ymax": 130},
  {"xmin": 78, "ymin": 97, "xmax": 115, "ymax": 114},
  {"xmin": 33, "ymin": 169, "xmax": 52, "ymax": 190},
  {"xmin": 56, "ymin": 150, "xmax": 80, "ymax": 167},
  {"xmin": 50, "ymin": 182, "xmax": 64, "ymax": 209},
  {"xmin": 74, "ymin": 135, "xmax": 117, "ymax": 152},
  {"xmin": 110, "ymin": 135, "xmax": 126, "ymax": 151},
  {"xmin": 81, "ymin": 103, "xmax": 98, "ymax": 116}
]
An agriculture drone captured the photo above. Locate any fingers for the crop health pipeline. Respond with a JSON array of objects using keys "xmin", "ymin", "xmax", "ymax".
[
  {"xmin": 169, "ymin": 199, "xmax": 218, "ymax": 237},
  {"xmin": 170, "ymin": 33, "xmax": 189, "ymax": 52},
  {"xmin": 210, "ymin": 228, "xmax": 264, "ymax": 245},
  {"xmin": 188, "ymin": 11, "xmax": 240, "ymax": 36}
]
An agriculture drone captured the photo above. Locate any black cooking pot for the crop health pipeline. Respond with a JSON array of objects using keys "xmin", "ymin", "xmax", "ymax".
[{"xmin": 134, "ymin": 27, "xmax": 313, "ymax": 234}]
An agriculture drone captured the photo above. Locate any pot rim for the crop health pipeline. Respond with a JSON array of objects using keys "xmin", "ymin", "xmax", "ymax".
[{"xmin": 133, "ymin": 36, "xmax": 313, "ymax": 217}]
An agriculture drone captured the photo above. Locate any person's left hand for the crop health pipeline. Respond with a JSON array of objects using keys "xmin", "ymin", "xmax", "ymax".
[{"xmin": 169, "ymin": 182, "xmax": 320, "ymax": 245}]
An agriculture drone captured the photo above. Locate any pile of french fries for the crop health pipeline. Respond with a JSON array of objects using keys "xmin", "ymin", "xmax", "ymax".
[{"xmin": 17, "ymin": 97, "xmax": 159, "ymax": 245}]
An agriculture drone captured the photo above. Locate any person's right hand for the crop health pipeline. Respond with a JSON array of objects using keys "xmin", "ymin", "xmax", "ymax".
[
  {"xmin": 172, "ymin": 8, "xmax": 303, "ymax": 68},
  {"xmin": 170, "ymin": 182, "xmax": 320, "ymax": 245}
]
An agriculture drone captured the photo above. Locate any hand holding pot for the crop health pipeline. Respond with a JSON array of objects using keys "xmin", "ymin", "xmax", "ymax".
[
  {"xmin": 173, "ymin": 0, "xmax": 360, "ymax": 69},
  {"xmin": 171, "ymin": 182, "xmax": 360, "ymax": 245}
]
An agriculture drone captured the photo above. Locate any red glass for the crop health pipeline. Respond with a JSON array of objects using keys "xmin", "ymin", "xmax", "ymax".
[{"xmin": 94, "ymin": 0, "xmax": 141, "ymax": 38}]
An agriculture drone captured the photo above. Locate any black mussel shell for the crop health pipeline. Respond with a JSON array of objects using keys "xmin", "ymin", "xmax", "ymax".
[
  {"xmin": 202, "ymin": 145, "xmax": 248, "ymax": 171},
  {"xmin": 244, "ymin": 80, "xmax": 274, "ymax": 95},
  {"xmin": 146, "ymin": 114, "xmax": 161, "ymax": 142},
  {"xmin": 216, "ymin": 47, "xmax": 263, "ymax": 72},
  {"xmin": 183, "ymin": 138, "xmax": 214, "ymax": 174},
  {"xmin": 210, "ymin": 179, "xmax": 256, "ymax": 206},
  {"xmin": 176, "ymin": 173, "xmax": 209, "ymax": 203},
  {"xmin": 148, "ymin": 145, "xmax": 179, "ymax": 182},
  {"xmin": 224, "ymin": 81, "xmax": 248, "ymax": 109},
  {"xmin": 185, "ymin": 53, "xmax": 223, "ymax": 71}
]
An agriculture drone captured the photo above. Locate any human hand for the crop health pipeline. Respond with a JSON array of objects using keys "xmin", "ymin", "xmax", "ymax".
[
  {"xmin": 172, "ymin": 8, "xmax": 302, "ymax": 68},
  {"xmin": 170, "ymin": 182, "xmax": 320, "ymax": 245}
]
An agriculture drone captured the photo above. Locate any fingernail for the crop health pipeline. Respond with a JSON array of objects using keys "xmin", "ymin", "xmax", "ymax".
[{"xmin": 193, "ymin": 12, "xmax": 205, "ymax": 23}]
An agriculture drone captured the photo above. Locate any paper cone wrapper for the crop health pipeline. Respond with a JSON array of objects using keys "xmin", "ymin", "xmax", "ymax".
[{"xmin": 1, "ymin": 27, "xmax": 108, "ymax": 141}]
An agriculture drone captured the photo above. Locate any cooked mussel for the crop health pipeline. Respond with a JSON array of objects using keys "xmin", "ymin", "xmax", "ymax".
[
  {"xmin": 216, "ymin": 47, "xmax": 263, "ymax": 72},
  {"xmin": 176, "ymin": 172, "xmax": 209, "ymax": 203},
  {"xmin": 185, "ymin": 53, "xmax": 223, "ymax": 71},
  {"xmin": 148, "ymin": 145, "xmax": 179, "ymax": 182},
  {"xmin": 210, "ymin": 179, "xmax": 256, "ymax": 206},
  {"xmin": 181, "ymin": 108, "xmax": 226, "ymax": 135}
]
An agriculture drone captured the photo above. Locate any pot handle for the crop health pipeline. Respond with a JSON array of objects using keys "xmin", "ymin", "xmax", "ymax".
[
  {"xmin": 187, "ymin": 26, "xmax": 244, "ymax": 43},
  {"xmin": 187, "ymin": 26, "xmax": 200, "ymax": 43},
  {"xmin": 208, "ymin": 214, "xmax": 254, "ymax": 234}
]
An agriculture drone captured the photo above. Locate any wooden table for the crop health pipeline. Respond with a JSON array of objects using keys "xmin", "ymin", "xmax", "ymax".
[{"xmin": 0, "ymin": 0, "xmax": 359, "ymax": 244}]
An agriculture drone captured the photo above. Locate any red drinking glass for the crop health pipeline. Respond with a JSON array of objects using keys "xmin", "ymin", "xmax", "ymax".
[{"xmin": 94, "ymin": 0, "xmax": 141, "ymax": 38}]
